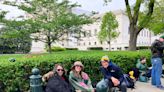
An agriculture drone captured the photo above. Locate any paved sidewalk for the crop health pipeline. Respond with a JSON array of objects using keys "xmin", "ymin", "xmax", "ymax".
[{"xmin": 128, "ymin": 78, "xmax": 164, "ymax": 92}]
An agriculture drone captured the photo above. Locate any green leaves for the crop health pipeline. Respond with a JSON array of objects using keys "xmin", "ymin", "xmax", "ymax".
[
  {"xmin": 138, "ymin": 0, "xmax": 164, "ymax": 35},
  {"xmin": 146, "ymin": 0, "xmax": 164, "ymax": 34},
  {"xmin": 98, "ymin": 12, "xmax": 119, "ymax": 42},
  {"xmin": 2, "ymin": 0, "xmax": 92, "ymax": 53}
]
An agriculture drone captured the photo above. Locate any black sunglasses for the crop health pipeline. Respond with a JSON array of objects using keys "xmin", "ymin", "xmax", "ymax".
[
  {"xmin": 75, "ymin": 65, "xmax": 82, "ymax": 68},
  {"xmin": 57, "ymin": 69, "xmax": 64, "ymax": 71}
]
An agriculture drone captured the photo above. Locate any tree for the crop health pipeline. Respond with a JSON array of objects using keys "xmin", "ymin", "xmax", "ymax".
[
  {"xmin": 145, "ymin": 0, "xmax": 164, "ymax": 34},
  {"xmin": 105, "ymin": 0, "xmax": 155, "ymax": 51},
  {"xmin": 0, "ymin": 9, "xmax": 32, "ymax": 54},
  {"xmin": 0, "ymin": 20, "xmax": 32, "ymax": 53},
  {"xmin": 3, "ymin": 0, "xmax": 92, "ymax": 53},
  {"xmin": 98, "ymin": 12, "xmax": 119, "ymax": 51},
  {"xmin": 0, "ymin": 36, "xmax": 31, "ymax": 54}
]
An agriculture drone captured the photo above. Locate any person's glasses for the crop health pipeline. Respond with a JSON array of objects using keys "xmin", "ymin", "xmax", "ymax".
[
  {"xmin": 57, "ymin": 69, "xmax": 64, "ymax": 72},
  {"xmin": 75, "ymin": 65, "xmax": 82, "ymax": 68}
]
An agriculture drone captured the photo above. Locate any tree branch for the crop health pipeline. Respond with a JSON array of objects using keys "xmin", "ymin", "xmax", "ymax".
[
  {"xmin": 125, "ymin": 0, "xmax": 133, "ymax": 23},
  {"xmin": 138, "ymin": 0, "xmax": 155, "ymax": 31},
  {"xmin": 133, "ymin": 0, "xmax": 142, "ymax": 25}
]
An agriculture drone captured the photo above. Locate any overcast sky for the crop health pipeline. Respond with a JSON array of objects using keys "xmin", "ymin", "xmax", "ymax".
[
  {"xmin": 69, "ymin": 0, "xmax": 137, "ymax": 13},
  {"xmin": 69, "ymin": 0, "xmax": 126, "ymax": 13},
  {"xmin": 0, "ymin": 0, "xmax": 136, "ymax": 19}
]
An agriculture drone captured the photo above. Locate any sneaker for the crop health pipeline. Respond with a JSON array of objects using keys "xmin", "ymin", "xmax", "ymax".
[{"xmin": 157, "ymin": 85, "xmax": 164, "ymax": 90}]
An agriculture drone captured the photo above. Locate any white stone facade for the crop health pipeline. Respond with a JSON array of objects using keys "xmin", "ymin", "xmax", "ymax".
[
  {"xmin": 74, "ymin": 10, "xmax": 154, "ymax": 51},
  {"xmin": 30, "ymin": 10, "xmax": 158, "ymax": 52}
]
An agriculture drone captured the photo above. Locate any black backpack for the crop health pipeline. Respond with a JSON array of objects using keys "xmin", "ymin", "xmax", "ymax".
[{"xmin": 123, "ymin": 74, "xmax": 135, "ymax": 89}]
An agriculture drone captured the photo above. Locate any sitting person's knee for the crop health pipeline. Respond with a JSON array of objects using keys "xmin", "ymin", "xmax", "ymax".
[
  {"xmin": 120, "ymin": 82, "xmax": 127, "ymax": 88},
  {"xmin": 96, "ymin": 79, "xmax": 108, "ymax": 91}
]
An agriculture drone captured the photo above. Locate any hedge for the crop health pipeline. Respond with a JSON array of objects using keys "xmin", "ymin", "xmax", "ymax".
[
  {"xmin": 87, "ymin": 47, "xmax": 103, "ymax": 50},
  {"xmin": 45, "ymin": 46, "xmax": 66, "ymax": 52},
  {"xmin": 0, "ymin": 50, "xmax": 151, "ymax": 92}
]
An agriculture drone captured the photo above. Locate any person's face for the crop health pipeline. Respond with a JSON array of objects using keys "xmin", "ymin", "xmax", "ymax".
[
  {"xmin": 141, "ymin": 58, "xmax": 146, "ymax": 64},
  {"xmin": 159, "ymin": 38, "xmax": 164, "ymax": 42},
  {"xmin": 56, "ymin": 66, "xmax": 64, "ymax": 76},
  {"xmin": 101, "ymin": 61, "xmax": 109, "ymax": 68},
  {"xmin": 75, "ymin": 65, "xmax": 82, "ymax": 72}
]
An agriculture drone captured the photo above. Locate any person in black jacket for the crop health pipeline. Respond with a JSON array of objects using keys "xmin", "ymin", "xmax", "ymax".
[
  {"xmin": 151, "ymin": 36, "xmax": 164, "ymax": 90},
  {"xmin": 44, "ymin": 64, "xmax": 73, "ymax": 92},
  {"xmin": 96, "ymin": 55, "xmax": 127, "ymax": 92}
]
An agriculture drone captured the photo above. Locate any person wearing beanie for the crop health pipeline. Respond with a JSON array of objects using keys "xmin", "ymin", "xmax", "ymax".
[
  {"xmin": 69, "ymin": 61, "xmax": 94, "ymax": 92},
  {"xmin": 150, "ymin": 35, "xmax": 164, "ymax": 90},
  {"xmin": 96, "ymin": 55, "xmax": 127, "ymax": 92}
]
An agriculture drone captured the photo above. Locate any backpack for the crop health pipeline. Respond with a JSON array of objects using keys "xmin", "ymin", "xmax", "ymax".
[
  {"xmin": 123, "ymin": 74, "xmax": 135, "ymax": 89},
  {"xmin": 130, "ymin": 68, "xmax": 140, "ymax": 79}
]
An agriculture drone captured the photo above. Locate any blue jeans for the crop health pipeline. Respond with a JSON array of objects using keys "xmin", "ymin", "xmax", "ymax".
[
  {"xmin": 151, "ymin": 57, "xmax": 163, "ymax": 86},
  {"xmin": 96, "ymin": 79, "xmax": 127, "ymax": 92}
]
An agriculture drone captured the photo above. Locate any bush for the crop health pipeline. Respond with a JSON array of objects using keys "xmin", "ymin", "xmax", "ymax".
[
  {"xmin": 66, "ymin": 48, "xmax": 78, "ymax": 50},
  {"xmin": 0, "ymin": 50, "xmax": 151, "ymax": 92},
  {"xmin": 87, "ymin": 47, "xmax": 103, "ymax": 50},
  {"xmin": 137, "ymin": 46, "xmax": 150, "ymax": 50},
  {"xmin": 46, "ymin": 46, "xmax": 66, "ymax": 52}
]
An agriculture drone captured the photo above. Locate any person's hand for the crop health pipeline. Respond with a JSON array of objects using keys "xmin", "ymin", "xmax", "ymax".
[
  {"xmin": 42, "ymin": 71, "xmax": 54, "ymax": 82},
  {"xmin": 111, "ymin": 77, "xmax": 120, "ymax": 86}
]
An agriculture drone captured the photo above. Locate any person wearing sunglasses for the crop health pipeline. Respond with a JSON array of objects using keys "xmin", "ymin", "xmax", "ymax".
[
  {"xmin": 43, "ymin": 64, "xmax": 73, "ymax": 92},
  {"xmin": 69, "ymin": 61, "xmax": 95, "ymax": 92}
]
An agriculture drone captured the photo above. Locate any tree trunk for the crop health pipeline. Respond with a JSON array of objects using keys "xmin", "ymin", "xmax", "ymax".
[
  {"xmin": 129, "ymin": 25, "xmax": 138, "ymax": 51},
  {"xmin": 107, "ymin": 41, "xmax": 111, "ymax": 51},
  {"xmin": 47, "ymin": 31, "xmax": 52, "ymax": 53},
  {"xmin": 47, "ymin": 42, "xmax": 52, "ymax": 53}
]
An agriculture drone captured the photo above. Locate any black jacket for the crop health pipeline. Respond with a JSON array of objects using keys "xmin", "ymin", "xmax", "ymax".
[
  {"xmin": 45, "ymin": 75, "xmax": 73, "ymax": 92},
  {"xmin": 100, "ymin": 62, "xmax": 123, "ymax": 81},
  {"xmin": 151, "ymin": 40, "xmax": 164, "ymax": 58}
]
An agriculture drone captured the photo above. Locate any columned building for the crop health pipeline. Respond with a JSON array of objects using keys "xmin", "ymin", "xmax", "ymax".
[{"xmin": 31, "ymin": 10, "xmax": 157, "ymax": 52}]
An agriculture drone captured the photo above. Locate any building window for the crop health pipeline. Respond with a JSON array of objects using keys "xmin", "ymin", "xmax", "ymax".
[
  {"xmin": 89, "ymin": 30, "xmax": 91, "ymax": 37},
  {"xmin": 62, "ymin": 44, "xmax": 64, "ymax": 46},
  {"xmin": 100, "ymin": 41, "xmax": 103, "ymax": 45},
  {"xmin": 84, "ymin": 32, "xmax": 86, "ymax": 37},
  {"xmin": 149, "ymin": 32, "xmax": 151, "ymax": 37},
  {"xmin": 94, "ymin": 29, "xmax": 97, "ymax": 36},
  {"xmin": 89, "ymin": 42, "xmax": 91, "ymax": 45},
  {"xmin": 117, "ymin": 47, "xmax": 121, "ymax": 50},
  {"xmin": 95, "ymin": 42, "xmax": 97, "ymax": 45},
  {"xmin": 128, "ymin": 26, "xmax": 130, "ymax": 34},
  {"xmin": 147, "ymin": 31, "xmax": 149, "ymax": 37},
  {"xmin": 83, "ymin": 42, "xmax": 85, "ymax": 46},
  {"xmin": 125, "ymin": 47, "xmax": 128, "ymax": 50}
]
